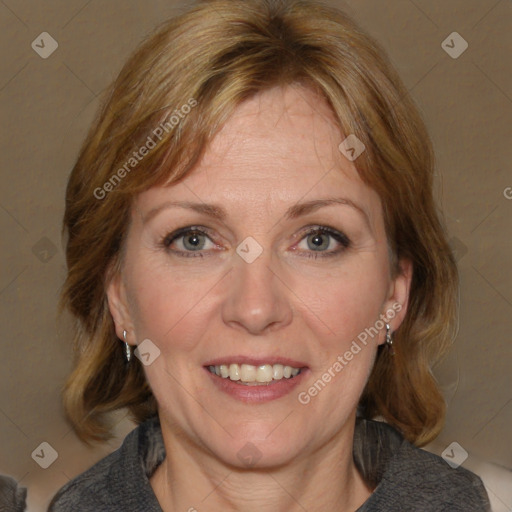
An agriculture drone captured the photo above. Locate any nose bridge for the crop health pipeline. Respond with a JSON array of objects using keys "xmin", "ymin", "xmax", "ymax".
[{"xmin": 221, "ymin": 241, "xmax": 293, "ymax": 334}]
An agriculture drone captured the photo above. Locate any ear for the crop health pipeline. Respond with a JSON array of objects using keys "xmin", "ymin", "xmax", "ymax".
[
  {"xmin": 379, "ymin": 257, "xmax": 413, "ymax": 343},
  {"xmin": 106, "ymin": 270, "xmax": 135, "ymax": 345}
]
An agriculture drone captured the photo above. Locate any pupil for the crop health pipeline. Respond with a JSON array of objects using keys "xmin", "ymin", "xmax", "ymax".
[
  {"xmin": 309, "ymin": 232, "xmax": 327, "ymax": 251},
  {"xmin": 185, "ymin": 232, "xmax": 203, "ymax": 250}
]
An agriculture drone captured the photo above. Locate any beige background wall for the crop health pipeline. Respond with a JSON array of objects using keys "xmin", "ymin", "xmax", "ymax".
[{"xmin": 0, "ymin": 0, "xmax": 510, "ymax": 510}]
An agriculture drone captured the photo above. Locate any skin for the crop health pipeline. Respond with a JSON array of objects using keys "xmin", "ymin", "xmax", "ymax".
[{"xmin": 107, "ymin": 85, "xmax": 412, "ymax": 512}]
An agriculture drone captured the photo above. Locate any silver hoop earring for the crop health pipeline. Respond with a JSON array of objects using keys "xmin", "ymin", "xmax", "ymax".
[
  {"xmin": 385, "ymin": 323, "xmax": 395, "ymax": 356},
  {"xmin": 123, "ymin": 330, "xmax": 131, "ymax": 363}
]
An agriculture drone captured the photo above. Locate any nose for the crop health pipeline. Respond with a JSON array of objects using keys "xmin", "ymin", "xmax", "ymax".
[{"xmin": 221, "ymin": 248, "xmax": 293, "ymax": 335}]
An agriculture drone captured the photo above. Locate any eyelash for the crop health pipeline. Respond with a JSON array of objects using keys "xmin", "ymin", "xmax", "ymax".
[
  {"xmin": 297, "ymin": 226, "xmax": 351, "ymax": 258},
  {"xmin": 159, "ymin": 225, "xmax": 351, "ymax": 259}
]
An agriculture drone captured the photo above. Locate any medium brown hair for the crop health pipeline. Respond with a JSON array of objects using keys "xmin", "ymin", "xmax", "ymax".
[{"xmin": 60, "ymin": 0, "xmax": 458, "ymax": 446}]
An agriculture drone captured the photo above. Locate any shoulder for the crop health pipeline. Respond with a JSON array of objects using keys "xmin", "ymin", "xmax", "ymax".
[
  {"xmin": 47, "ymin": 448, "xmax": 120, "ymax": 511},
  {"xmin": 48, "ymin": 416, "xmax": 164, "ymax": 512},
  {"xmin": 384, "ymin": 438, "xmax": 491, "ymax": 511},
  {"xmin": 0, "ymin": 474, "xmax": 27, "ymax": 511},
  {"xmin": 355, "ymin": 419, "xmax": 491, "ymax": 511}
]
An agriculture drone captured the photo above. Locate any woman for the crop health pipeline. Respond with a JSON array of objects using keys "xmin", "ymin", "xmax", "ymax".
[{"xmin": 49, "ymin": 0, "xmax": 490, "ymax": 510}]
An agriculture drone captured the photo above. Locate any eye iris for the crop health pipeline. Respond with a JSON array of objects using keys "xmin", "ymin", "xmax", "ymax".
[
  {"xmin": 183, "ymin": 231, "xmax": 204, "ymax": 250},
  {"xmin": 307, "ymin": 231, "xmax": 329, "ymax": 251}
]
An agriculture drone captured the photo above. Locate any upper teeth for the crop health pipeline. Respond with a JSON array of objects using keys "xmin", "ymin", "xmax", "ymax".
[{"xmin": 209, "ymin": 363, "xmax": 301, "ymax": 383}]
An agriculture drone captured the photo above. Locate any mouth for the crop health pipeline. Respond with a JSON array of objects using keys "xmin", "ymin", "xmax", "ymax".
[
  {"xmin": 206, "ymin": 363, "xmax": 302, "ymax": 386},
  {"xmin": 203, "ymin": 358, "xmax": 309, "ymax": 403}
]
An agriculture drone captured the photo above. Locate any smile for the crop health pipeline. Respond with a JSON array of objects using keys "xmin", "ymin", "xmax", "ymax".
[{"xmin": 207, "ymin": 363, "xmax": 301, "ymax": 385}]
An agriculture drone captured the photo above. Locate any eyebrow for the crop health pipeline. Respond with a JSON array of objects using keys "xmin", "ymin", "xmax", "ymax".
[{"xmin": 142, "ymin": 197, "xmax": 371, "ymax": 228}]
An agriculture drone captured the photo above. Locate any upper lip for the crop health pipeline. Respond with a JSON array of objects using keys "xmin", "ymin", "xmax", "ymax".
[{"xmin": 203, "ymin": 356, "xmax": 308, "ymax": 368}]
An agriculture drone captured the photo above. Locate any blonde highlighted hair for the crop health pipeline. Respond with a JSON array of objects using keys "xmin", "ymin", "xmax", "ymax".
[{"xmin": 60, "ymin": 0, "xmax": 458, "ymax": 445}]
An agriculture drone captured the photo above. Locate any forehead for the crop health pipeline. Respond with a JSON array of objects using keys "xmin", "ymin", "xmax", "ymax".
[
  {"xmin": 135, "ymin": 85, "xmax": 381, "ymax": 222},
  {"xmin": 200, "ymin": 85, "xmax": 346, "ymax": 183}
]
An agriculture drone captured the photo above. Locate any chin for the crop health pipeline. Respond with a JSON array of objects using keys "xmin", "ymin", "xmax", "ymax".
[{"xmin": 204, "ymin": 422, "xmax": 309, "ymax": 470}]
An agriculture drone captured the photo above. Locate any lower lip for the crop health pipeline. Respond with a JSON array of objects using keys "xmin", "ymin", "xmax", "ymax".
[{"xmin": 204, "ymin": 367, "xmax": 309, "ymax": 403}]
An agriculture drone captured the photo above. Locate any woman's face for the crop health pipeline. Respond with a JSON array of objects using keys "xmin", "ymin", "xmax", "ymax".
[{"xmin": 108, "ymin": 85, "xmax": 411, "ymax": 469}]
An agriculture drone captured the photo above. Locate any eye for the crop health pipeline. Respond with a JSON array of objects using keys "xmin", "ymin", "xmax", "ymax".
[
  {"xmin": 161, "ymin": 226, "xmax": 217, "ymax": 257},
  {"xmin": 295, "ymin": 226, "xmax": 350, "ymax": 258}
]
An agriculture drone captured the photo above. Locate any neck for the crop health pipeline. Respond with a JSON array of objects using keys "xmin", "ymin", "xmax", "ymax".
[{"xmin": 150, "ymin": 417, "xmax": 373, "ymax": 512}]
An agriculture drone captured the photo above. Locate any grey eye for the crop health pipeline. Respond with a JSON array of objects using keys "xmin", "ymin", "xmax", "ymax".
[
  {"xmin": 306, "ymin": 231, "xmax": 332, "ymax": 251},
  {"xmin": 181, "ymin": 231, "xmax": 207, "ymax": 251}
]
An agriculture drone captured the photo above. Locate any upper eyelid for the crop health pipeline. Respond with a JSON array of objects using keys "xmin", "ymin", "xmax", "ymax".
[
  {"xmin": 163, "ymin": 226, "xmax": 216, "ymax": 244},
  {"xmin": 296, "ymin": 226, "xmax": 350, "ymax": 250}
]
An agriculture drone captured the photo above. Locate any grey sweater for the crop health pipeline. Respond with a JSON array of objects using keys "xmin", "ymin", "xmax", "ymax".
[{"xmin": 48, "ymin": 416, "xmax": 490, "ymax": 511}]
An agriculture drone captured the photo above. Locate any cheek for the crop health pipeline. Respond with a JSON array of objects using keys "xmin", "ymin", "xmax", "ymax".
[
  {"xmin": 293, "ymin": 263, "xmax": 385, "ymax": 415},
  {"xmin": 288, "ymin": 257, "xmax": 389, "ymax": 348},
  {"xmin": 126, "ymin": 255, "xmax": 223, "ymax": 352}
]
